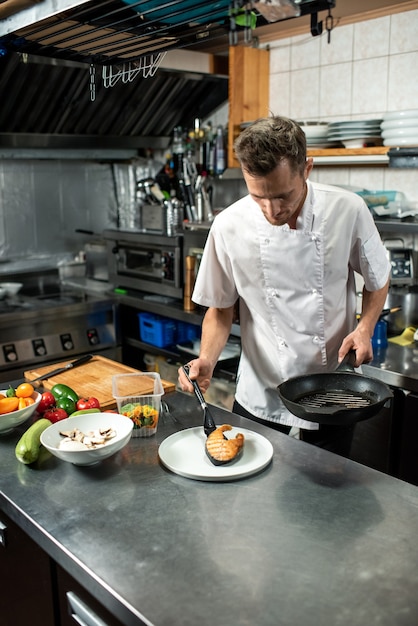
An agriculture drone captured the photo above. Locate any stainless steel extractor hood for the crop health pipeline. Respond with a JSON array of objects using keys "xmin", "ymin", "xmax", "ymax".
[
  {"xmin": 0, "ymin": 1, "xmax": 336, "ymax": 66},
  {"xmin": 0, "ymin": 1, "xmax": 335, "ymax": 144}
]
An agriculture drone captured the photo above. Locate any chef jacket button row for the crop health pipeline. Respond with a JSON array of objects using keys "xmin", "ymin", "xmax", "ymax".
[{"xmin": 312, "ymin": 335, "xmax": 322, "ymax": 344}]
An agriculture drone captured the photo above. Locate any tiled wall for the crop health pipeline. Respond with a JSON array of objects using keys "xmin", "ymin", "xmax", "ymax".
[{"xmin": 269, "ymin": 8, "xmax": 418, "ymax": 202}]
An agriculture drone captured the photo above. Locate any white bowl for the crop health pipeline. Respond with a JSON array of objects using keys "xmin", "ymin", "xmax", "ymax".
[
  {"xmin": 299, "ymin": 122, "xmax": 329, "ymax": 139},
  {"xmin": 0, "ymin": 390, "xmax": 41, "ymax": 434},
  {"xmin": 383, "ymin": 110, "xmax": 418, "ymax": 122},
  {"xmin": 381, "ymin": 119, "xmax": 418, "ymax": 131},
  {"xmin": 40, "ymin": 412, "xmax": 134, "ymax": 465},
  {"xmin": 382, "ymin": 127, "xmax": 418, "ymax": 138},
  {"xmin": 383, "ymin": 135, "xmax": 418, "ymax": 147},
  {"xmin": 0, "ymin": 282, "xmax": 23, "ymax": 296}
]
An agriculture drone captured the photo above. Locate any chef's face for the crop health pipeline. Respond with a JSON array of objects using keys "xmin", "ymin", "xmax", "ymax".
[{"xmin": 243, "ymin": 158, "xmax": 313, "ymax": 228}]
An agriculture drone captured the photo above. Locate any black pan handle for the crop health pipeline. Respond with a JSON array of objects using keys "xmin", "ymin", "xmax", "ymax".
[{"xmin": 336, "ymin": 350, "xmax": 357, "ymax": 372}]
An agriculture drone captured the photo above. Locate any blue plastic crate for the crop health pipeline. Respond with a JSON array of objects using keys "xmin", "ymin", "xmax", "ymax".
[
  {"xmin": 138, "ymin": 313, "xmax": 177, "ymax": 348},
  {"xmin": 177, "ymin": 321, "xmax": 201, "ymax": 344}
]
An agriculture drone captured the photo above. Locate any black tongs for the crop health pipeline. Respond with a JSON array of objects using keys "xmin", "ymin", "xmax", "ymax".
[{"xmin": 182, "ymin": 365, "xmax": 217, "ymax": 436}]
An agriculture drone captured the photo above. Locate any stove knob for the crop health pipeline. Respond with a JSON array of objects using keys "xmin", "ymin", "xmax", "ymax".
[
  {"xmin": 60, "ymin": 333, "xmax": 74, "ymax": 351},
  {"xmin": 3, "ymin": 345, "xmax": 17, "ymax": 362},
  {"xmin": 32, "ymin": 339, "xmax": 47, "ymax": 357}
]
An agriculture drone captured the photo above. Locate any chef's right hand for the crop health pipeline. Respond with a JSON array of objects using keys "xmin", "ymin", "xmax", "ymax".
[{"xmin": 178, "ymin": 358, "xmax": 213, "ymax": 394}]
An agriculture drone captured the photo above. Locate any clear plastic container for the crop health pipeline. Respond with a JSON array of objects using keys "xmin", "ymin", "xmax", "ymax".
[{"xmin": 112, "ymin": 372, "xmax": 164, "ymax": 437}]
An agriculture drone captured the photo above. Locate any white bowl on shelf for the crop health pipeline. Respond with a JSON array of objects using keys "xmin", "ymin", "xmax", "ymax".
[
  {"xmin": 298, "ymin": 122, "xmax": 329, "ymax": 140},
  {"xmin": 381, "ymin": 118, "xmax": 418, "ymax": 131},
  {"xmin": 382, "ymin": 127, "xmax": 418, "ymax": 138},
  {"xmin": 383, "ymin": 136, "xmax": 418, "ymax": 147},
  {"xmin": 383, "ymin": 110, "xmax": 418, "ymax": 122}
]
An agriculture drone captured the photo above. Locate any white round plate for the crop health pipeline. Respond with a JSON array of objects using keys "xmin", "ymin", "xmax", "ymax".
[
  {"xmin": 383, "ymin": 110, "xmax": 418, "ymax": 121},
  {"xmin": 158, "ymin": 426, "xmax": 273, "ymax": 481},
  {"xmin": 327, "ymin": 129, "xmax": 381, "ymax": 139},
  {"xmin": 328, "ymin": 119, "xmax": 382, "ymax": 128}
]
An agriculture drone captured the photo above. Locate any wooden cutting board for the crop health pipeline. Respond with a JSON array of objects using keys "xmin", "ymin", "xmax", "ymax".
[{"xmin": 24, "ymin": 355, "xmax": 176, "ymax": 411}]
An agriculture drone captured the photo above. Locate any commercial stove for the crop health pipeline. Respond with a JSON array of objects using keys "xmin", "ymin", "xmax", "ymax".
[{"xmin": 0, "ymin": 287, "xmax": 119, "ymax": 383}]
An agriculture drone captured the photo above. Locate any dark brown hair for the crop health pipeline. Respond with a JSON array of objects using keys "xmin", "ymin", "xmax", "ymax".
[{"xmin": 234, "ymin": 116, "xmax": 307, "ymax": 176}]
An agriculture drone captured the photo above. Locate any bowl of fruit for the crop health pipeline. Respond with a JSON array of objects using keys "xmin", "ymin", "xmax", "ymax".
[{"xmin": 0, "ymin": 383, "xmax": 41, "ymax": 434}]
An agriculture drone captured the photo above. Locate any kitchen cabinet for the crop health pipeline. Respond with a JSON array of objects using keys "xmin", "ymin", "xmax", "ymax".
[
  {"xmin": 227, "ymin": 45, "xmax": 270, "ymax": 169},
  {"xmin": 56, "ymin": 564, "xmax": 125, "ymax": 626},
  {"xmin": 0, "ymin": 510, "xmax": 55, "ymax": 626},
  {"xmin": 0, "ymin": 510, "xmax": 125, "ymax": 626}
]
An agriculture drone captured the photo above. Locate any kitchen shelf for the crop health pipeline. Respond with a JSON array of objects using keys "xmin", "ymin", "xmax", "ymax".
[{"xmin": 307, "ymin": 147, "xmax": 390, "ymax": 165}]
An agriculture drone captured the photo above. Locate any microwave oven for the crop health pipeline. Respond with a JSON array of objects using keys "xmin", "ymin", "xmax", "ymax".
[{"xmin": 104, "ymin": 230, "xmax": 183, "ymax": 299}]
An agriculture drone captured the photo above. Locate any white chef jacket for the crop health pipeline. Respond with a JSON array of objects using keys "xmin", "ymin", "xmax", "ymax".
[{"xmin": 192, "ymin": 181, "xmax": 391, "ymax": 429}]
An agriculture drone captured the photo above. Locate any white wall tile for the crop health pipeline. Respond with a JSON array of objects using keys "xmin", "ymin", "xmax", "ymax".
[
  {"xmin": 269, "ymin": 71, "xmax": 291, "ymax": 117},
  {"xmin": 319, "ymin": 62, "xmax": 352, "ymax": 117},
  {"xmin": 269, "ymin": 40, "xmax": 291, "ymax": 73},
  {"xmin": 383, "ymin": 168, "xmax": 418, "ymax": 201},
  {"xmin": 353, "ymin": 16, "xmax": 390, "ymax": 60},
  {"xmin": 290, "ymin": 33, "xmax": 320, "ymax": 70},
  {"xmin": 389, "ymin": 9, "xmax": 418, "ymax": 54},
  {"xmin": 321, "ymin": 23, "xmax": 354, "ymax": 64},
  {"xmin": 348, "ymin": 168, "xmax": 385, "ymax": 190},
  {"xmin": 289, "ymin": 67, "xmax": 320, "ymax": 119},
  {"xmin": 352, "ymin": 57, "xmax": 389, "ymax": 116},
  {"xmin": 387, "ymin": 52, "xmax": 418, "ymax": 111}
]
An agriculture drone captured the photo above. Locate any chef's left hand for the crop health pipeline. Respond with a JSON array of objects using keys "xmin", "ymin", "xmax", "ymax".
[{"xmin": 338, "ymin": 327, "xmax": 374, "ymax": 367}]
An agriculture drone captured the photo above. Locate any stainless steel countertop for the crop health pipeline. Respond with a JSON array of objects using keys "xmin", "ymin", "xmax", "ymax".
[
  {"xmin": 363, "ymin": 341, "xmax": 418, "ymax": 393},
  {"xmin": 1, "ymin": 391, "xmax": 418, "ymax": 626}
]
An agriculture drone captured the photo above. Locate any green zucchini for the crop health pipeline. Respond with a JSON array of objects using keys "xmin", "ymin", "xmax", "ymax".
[
  {"xmin": 15, "ymin": 418, "xmax": 51, "ymax": 465},
  {"xmin": 69, "ymin": 408, "xmax": 101, "ymax": 417}
]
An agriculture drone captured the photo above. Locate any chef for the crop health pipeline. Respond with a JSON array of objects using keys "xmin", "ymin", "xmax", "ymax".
[{"xmin": 178, "ymin": 116, "xmax": 391, "ymax": 457}]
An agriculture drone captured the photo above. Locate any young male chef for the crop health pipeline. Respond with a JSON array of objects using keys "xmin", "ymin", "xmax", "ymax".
[{"xmin": 178, "ymin": 115, "xmax": 390, "ymax": 457}]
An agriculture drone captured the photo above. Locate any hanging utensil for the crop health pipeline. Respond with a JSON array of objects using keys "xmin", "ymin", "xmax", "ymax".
[{"xmin": 182, "ymin": 365, "xmax": 216, "ymax": 436}]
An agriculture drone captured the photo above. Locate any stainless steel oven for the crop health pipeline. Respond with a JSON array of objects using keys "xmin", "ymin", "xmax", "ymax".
[
  {"xmin": 0, "ymin": 289, "xmax": 119, "ymax": 383},
  {"xmin": 104, "ymin": 229, "xmax": 183, "ymax": 299}
]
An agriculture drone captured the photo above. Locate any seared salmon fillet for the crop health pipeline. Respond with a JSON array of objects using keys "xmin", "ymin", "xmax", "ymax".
[{"xmin": 205, "ymin": 424, "xmax": 245, "ymax": 465}]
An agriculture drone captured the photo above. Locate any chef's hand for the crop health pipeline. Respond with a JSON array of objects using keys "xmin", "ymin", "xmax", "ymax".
[
  {"xmin": 178, "ymin": 358, "xmax": 214, "ymax": 394},
  {"xmin": 338, "ymin": 326, "xmax": 374, "ymax": 367}
]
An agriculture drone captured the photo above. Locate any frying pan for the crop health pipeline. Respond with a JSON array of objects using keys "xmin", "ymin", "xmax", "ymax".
[{"xmin": 277, "ymin": 356, "xmax": 393, "ymax": 426}]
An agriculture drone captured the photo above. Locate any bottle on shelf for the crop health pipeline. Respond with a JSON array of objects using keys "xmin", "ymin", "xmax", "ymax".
[{"xmin": 214, "ymin": 125, "xmax": 226, "ymax": 175}]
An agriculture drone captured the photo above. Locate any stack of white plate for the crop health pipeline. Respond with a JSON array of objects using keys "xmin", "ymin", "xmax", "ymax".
[
  {"xmin": 327, "ymin": 119, "xmax": 383, "ymax": 148},
  {"xmin": 381, "ymin": 110, "xmax": 418, "ymax": 147}
]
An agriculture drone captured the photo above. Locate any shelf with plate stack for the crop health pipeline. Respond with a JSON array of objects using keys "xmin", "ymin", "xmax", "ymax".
[
  {"xmin": 307, "ymin": 146, "xmax": 390, "ymax": 165},
  {"xmin": 303, "ymin": 118, "xmax": 389, "ymax": 165}
]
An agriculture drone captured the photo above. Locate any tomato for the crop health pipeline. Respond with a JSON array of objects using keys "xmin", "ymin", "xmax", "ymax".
[
  {"xmin": 37, "ymin": 391, "xmax": 56, "ymax": 414},
  {"xmin": 56, "ymin": 397, "xmax": 76, "ymax": 416},
  {"xmin": 51, "ymin": 384, "xmax": 78, "ymax": 404},
  {"xmin": 16, "ymin": 382, "xmax": 35, "ymax": 398},
  {"xmin": 44, "ymin": 407, "xmax": 68, "ymax": 423},
  {"xmin": 76, "ymin": 397, "xmax": 100, "ymax": 411}
]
